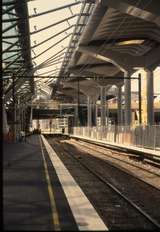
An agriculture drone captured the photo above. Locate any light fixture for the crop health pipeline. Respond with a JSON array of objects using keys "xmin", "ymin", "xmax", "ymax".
[{"xmin": 116, "ymin": 39, "xmax": 145, "ymax": 46}]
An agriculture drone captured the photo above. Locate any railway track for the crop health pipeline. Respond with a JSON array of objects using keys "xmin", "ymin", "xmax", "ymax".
[
  {"xmin": 71, "ymin": 136, "xmax": 160, "ymax": 168},
  {"xmin": 68, "ymin": 139, "xmax": 160, "ymax": 190},
  {"xmin": 46, "ymin": 136, "xmax": 160, "ymax": 230}
]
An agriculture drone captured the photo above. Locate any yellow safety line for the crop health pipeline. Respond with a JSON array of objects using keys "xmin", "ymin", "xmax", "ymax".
[{"xmin": 39, "ymin": 135, "xmax": 61, "ymax": 231}]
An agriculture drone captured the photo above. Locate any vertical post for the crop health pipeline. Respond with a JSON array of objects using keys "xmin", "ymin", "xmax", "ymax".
[
  {"xmin": 30, "ymin": 105, "xmax": 33, "ymax": 132},
  {"xmin": 12, "ymin": 75, "xmax": 16, "ymax": 141},
  {"xmin": 21, "ymin": 102, "xmax": 23, "ymax": 131},
  {"xmin": 92, "ymin": 100, "xmax": 96, "ymax": 127},
  {"xmin": 146, "ymin": 69, "xmax": 154, "ymax": 125},
  {"xmin": 95, "ymin": 103, "xmax": 98, "ymax": 126},
  {"xmin": 117, "ymin": 85, "xmax": 122, "ymax": 125},
  {"xmin": 124, "ymin": 71, "xmax": 131, "ymax": 126},
  {"xmin": 74, "ymin": 104, "xmax": 78, "ymax": 127},
  {"xmin": 17, "ymin": 97, "xmax": 20, "ymax": 137},
  {"xmin": 138, "ymin": 73, "xmax": 142, "ymax": 125},
  {"xmin": 60, "ymin": 104, "xmax": 62, "ymax": 117},
  {"xmin": 87, "ymin": 96, "xmax": 92, "ymax": 128},
  {"xmin": 100, "ymin": 86, "xmax": 106, "ymax": 127},
  {"xmin": 77, "ymin": 76, "xmax": 80, "ymax": 126}
]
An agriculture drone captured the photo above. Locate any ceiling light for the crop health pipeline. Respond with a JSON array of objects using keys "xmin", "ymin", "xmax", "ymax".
[{"xmin": 116, "ymin": 39, "xmax": 145, "ymax": 46}]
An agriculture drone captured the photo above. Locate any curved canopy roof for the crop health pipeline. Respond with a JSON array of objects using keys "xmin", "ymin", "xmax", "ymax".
[
  {"xmin": 2, "ymin": 0, "xmax": 34, "ymax": 103},
  {"xmin": 58, "ymin": 0, "xmax": 160, "ymax": 81}
]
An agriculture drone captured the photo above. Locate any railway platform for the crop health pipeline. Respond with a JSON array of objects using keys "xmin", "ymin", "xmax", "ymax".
[{"xmin": 3, "ymin": 134, "xmax": 107, "ymax": 231}]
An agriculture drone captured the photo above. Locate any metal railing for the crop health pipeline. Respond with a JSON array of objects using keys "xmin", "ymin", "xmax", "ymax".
[{"xmin": 71, "ymin": 125, "xmax": 160, "ymax": 151}]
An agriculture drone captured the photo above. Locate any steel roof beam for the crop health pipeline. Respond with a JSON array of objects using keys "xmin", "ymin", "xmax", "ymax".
[
  {"xmin": 32, "ymin": 33, "xmax": 71, "ymax": 60},
  {"xmin": 35, "ymin": 61, "xmax": 63, "ymax": 71},
  {"xmin": 2, "ymin": 24, "xmax": 86, "ymax": 39},
  {"xmin": 3, "ymin": 53, "xmax": 22, "ymax": 71},
  {"xmin": 32, "ymin": 25, "xmax": 73, "ymax": 49},
  {"xmin": 2, "ymin": 1, "xmax": 16, "ymax": 6},
  {"xmin": 2, "ymin": 5, "xmax": 15, "ymax": 15},
  {"xmin": 2, "ymin": 40, "xmax": 15, "ymax": 45},
  {"xmin": 99, "ymin": 0, "xmax": 160, "ymax": 26},
  {"xmin": 30, "ymin": 14, "xmax": 88, "ymax": 35},
  {"xmin": 2, "ymin": 22, "xmax": 18, "ymax": 34},
  {"xmin": 36, "ymin": 57, "xmax": 64, "ymax": 70},
  {"xmin": 30, "ymin": 15, "xmax": 77, "ymax": 35},
  {"xmin": 29, "ymin": 1, "xmax": 82, "ymax": 18},
  {"xmin": 2, "ymin": 1, "xmax": 89, "ymax": 22},
  {"xmin": 2, "ymin": 40, "xmax": 19, "ymax": 54},
  {"xmin": 36, "ymin": 49, "xmax": 66, "ymax": 68},
  {"xmin": 36, "ymin": 69, "xmax": 61, "ymax": 76},
  {"xmin": 5, "ymin": 71, "xmax": 33, "ymax": 101},
  {"xmin": 58, "ymin": 2, "xmax": 93, "ymax": 78}
]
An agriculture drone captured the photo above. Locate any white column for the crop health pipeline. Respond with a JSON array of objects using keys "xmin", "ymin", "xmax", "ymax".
[
  {"xmin": 146, "ymin": 69, "xmax": 154, "ymax": 125},
  {"xmin": 124, "ymin": 71, "xmax": 131, "ymax": 125},
  {"xmin": 100, "ymin": 86, "xmax": 106, "ymax": 127}
]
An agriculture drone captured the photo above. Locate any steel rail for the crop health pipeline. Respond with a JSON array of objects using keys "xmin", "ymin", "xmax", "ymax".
[
  {"xmin": 72, "ymin": 139, "xmax": 160, "ymax": 183},
  {"xmin": 53, "ymin": 139, "xmax": 160, "ymax": 229}
]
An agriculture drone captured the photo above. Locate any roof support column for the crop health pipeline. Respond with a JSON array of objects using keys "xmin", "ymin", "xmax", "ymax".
[
  {"xmin": 146, "ymin": 69, "xmax": 154, "ymax": 125},
  {"xmin": 92, "ymin": 100, "xmax": 97, "ymax": 127},
  {"xmin": 100, "ymin": 86, "xmax": 106, "ymax": 127},
  {"xmin": 29, "ymin": 106, "xmax": 33, "ymax": 132},
  {"xmin": 87, "ymin": 96, "xmax": 92, "ymax": 128},
  {"xmin": 3, "ymin": 101, "xmax": 9, "ymax": 136},
  {"xmin": 74, "ymin": 104, "xmax": 79, "ymax": 127},
  {"xmin": 124, "ymin": 71, "xmax": 131, "ymax": 126},
  {"xmin": 117, "ymin": 85, "xmax": 122, "ymax": 125},
  {"xmin": 21, "ymin": 104, "xmax": 24, "ymax": 131},
  {"xmin": 95, "ymin": 103, "xmax": 98, "ymax": 127},
  {"xmin": 16, "ymin": 97, "xmax": 21, "ymax": 139}
]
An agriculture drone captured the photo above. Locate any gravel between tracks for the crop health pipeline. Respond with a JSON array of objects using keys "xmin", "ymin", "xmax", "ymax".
[{"xmin": 47, "ymin": 136, "xmax": 160, "ymax": 230}]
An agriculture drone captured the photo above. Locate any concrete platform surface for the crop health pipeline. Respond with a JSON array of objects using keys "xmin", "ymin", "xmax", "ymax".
[
  {"xmin": 3, "ymin": 135, "xmax": 77, "ymax": 231},
  {"xmin": 3, "ymin": 134, "xmax": 108, "ymax": 231}
]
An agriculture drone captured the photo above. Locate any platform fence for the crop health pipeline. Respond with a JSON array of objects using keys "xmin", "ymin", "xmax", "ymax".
[{"xmin": 71, "ymin": 125, "xmax": 160, "ymax": 151}]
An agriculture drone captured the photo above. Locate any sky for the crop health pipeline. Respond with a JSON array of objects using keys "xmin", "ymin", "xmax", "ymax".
[{"xmin": 27, "ymin": 0, "xmax": 160, "ymax": 96}]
